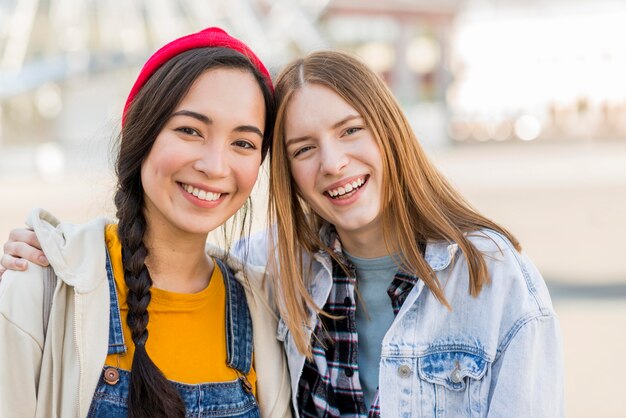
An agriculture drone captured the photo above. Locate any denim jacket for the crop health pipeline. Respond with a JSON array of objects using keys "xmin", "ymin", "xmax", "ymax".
[{"xmin": 240, "ymin": 228, "xmax": 564, "ymax": 417}]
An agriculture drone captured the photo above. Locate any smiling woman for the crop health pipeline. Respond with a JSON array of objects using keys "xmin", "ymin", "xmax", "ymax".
[
  {"xmin": 284, "ymin": 84, "xmax": 385, "ymax": 255},
  {"xmin": 263, "ymin": 50, "xmax": 564, "ymax": 417},
  {"xmin": 140, "ymin": 68, "xmax": 265, "ymax": 239},
  {"xmin": 0, "ymin": 28, "xmax": 291, "ymax": 418}
]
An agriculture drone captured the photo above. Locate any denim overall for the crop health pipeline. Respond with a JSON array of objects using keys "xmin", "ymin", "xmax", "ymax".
[{"xmin": 87, "ymin": 256, "xmax": 259, "ymax": 418}]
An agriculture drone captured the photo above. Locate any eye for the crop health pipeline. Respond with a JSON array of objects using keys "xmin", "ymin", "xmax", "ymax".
[
  {"xmin": 343, "ymin": 126, "xmax": 363, "ymax": 136},
  {"xmin": 233, "ymin": 139, "xmax": 257, "ymax": 150},
  {"xmin": 175, "ymin": 126, "xmax": 201, "ymax": 137},
  {"xmin": 293, "ymin": 145, "xmax": 314, "ymax": 158}
]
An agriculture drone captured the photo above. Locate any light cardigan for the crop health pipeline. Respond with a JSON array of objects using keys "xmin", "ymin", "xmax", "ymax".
[{"xmin": 0, "ymin": 208, "xmax": 292, "ymax": 418}]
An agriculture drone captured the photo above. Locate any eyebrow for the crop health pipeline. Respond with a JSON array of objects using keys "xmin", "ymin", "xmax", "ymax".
[
  {"xmin": 234, "ymin": 125, "xmax": 264, "ymax": 138},
  {"xmin": 332, "ymin": 114, "xmax": 362, "ymax": 129},
  {"xmin": 285, "ymin": 114, "xmax": 362, "ymax": 147},
  {"xmin": 171, "ymin": 110, "xmax": 211, "ymax": 124},
  {"xmin": 172, "ymin": 110, "xmax": 263, "ymax": 138}
]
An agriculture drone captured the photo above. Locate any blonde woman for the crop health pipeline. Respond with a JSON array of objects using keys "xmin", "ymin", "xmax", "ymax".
[
  {"xmin": 2, "ymin": 51, "xmax": 563, "ymax": 417},
  {"xmin": 261, "ymin": 51, "xmax": 563, "ymax": 417}
]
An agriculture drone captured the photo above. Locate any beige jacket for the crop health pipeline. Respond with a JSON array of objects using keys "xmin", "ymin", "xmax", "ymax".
[{"xmin": 0, "ymin": 209, "xmax": 291, "ymax": 418}]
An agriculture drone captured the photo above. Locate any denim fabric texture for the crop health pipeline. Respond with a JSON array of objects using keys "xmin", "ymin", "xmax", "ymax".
[
  {"xmin": 220, "ymin": 258, "xmax": 254, "ymax": 375},
  {"xmin": 87, "ymin": 368, "xmax": 260, "ymax": 418},
  {"xmin": 104, "ymin": 248, "xmax": 126, "ymax": 355},
  {"xmin": 87, "ymin": 254, "xmax": 259, "ymax": 417}
]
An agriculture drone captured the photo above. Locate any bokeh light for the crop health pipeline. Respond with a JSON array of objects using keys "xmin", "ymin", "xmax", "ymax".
[
  {"xmin": 514, "ymin": 114, "xmax": 542, "ymax": 141},
  {"xmin": 35, "ymin": 142, "xmax": 66, "ymax": 182},
  {"xmin": 35, "ymin": 83, "xmax": 63, "ymax": 119},
  {"xmin": 406, "ymin": 36, "xmax": 441, "ymax": 75}
]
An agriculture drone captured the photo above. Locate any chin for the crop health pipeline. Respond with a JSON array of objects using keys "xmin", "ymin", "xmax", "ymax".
[{"xmin": 173, "ymin": 217, "xmax": 220, "ymax": 236}]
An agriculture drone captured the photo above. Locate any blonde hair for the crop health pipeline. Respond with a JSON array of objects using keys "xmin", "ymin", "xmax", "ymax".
[{"xmin": 269, "ymin": 50, "xmax": 520, "ymax": 358}]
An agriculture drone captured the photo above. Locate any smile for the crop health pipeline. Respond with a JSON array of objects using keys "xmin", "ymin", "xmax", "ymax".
[
  {"xmin": 325, "ymin": 176, "xmax": 368, "ymax": 199},
  {"xmin": 181, "ymin": 183, "xmax": 222, "ymax": 202}
]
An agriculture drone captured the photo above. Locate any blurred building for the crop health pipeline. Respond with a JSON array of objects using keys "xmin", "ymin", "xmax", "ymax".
[
  {"xmin": 446, "ymin": 1, "xmax": 626, "ymax": 144},
  {"xmin": 1, "ymin": 0, "xmax": 625, "ymax": 169}
]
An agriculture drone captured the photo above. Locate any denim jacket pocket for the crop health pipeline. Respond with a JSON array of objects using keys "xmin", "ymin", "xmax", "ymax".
[
  {"xmin": 416, "ymin": 351, "xmax": 490, "ymax": 418},
  {"xmin": 418, "ymin": 351, "xmax": 488, "ymax": 391}
]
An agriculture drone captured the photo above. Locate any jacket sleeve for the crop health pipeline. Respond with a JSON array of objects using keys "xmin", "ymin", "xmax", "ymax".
[
  {"xmin": 487, "ymin": 314, "xmax": 564, "ymax": 417},
  {"xmin": 0, "ymin": 265, "xmax": 46, "ymax": 418},
  {"xmin": 231, "ymin": 228, "xmax": 274, "ymax": 268}
]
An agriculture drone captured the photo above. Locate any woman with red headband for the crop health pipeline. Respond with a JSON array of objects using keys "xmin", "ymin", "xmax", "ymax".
[{"xmin": 0, "ymin": 28, "xmax": 291, "ymax": 418}]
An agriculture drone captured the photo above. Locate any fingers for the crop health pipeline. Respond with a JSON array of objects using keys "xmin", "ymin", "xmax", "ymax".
[
  {"xmin": 8, "ymin": 228, "xmax": 42, "ymax": 251},
  {"xmin": 0, "ymin": 253, "xmax": 29, "ymax": 272},
  {"xmin": 1, "ymin": 228, "xmax": 46, "ymax": 276},
  {"xmin": 2, "ymin": 241, "xmax": 49, "ymax": 269}
]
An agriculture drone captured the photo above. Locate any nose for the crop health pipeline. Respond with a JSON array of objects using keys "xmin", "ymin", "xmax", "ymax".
[
  {"xmin": 318, "ymin": 138, "xmax": 349, "ymax": 175},
  {"xmin": 193, "ymin": 140, "xmax": 230, "ymax": 178}
]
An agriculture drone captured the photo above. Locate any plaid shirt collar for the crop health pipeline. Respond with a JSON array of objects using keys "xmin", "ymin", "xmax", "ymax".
[{"xmin": 297, "ymin": 225, "xmax": 421, "ymax": 417}]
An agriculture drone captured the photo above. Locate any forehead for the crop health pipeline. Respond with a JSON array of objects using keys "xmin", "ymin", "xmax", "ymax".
[
  {"xmin": 284, "ymin": 84, "xmax": 359, "ymax": 129},
  {"xmin": 179, "ymin": 68, "xmax": 265, "ymax": 118}
]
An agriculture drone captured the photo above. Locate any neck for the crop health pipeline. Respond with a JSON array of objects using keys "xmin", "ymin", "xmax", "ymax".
[
  {"xmin": 335, "ymin": 221, "xmax": 393, "ymax": 259},
  {"xmin": 143, "ymin": 219, "xmax": 213, "ymax": 294}
]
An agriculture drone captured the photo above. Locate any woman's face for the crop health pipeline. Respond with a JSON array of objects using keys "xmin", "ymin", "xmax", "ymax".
[
  {"xmin": 284, "ymin": 83, "xmax": 385, "ymax": 245},
  {"xmin": 141, "ymin": 68, "xmax": 265, "ymax": 236}
]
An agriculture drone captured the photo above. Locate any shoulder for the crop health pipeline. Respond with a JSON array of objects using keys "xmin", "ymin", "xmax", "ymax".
[
  {"xmin": 433, "ymin": 229, "xmax": 549, "ymax": 304},
  {"xmin": 0, "ymin": 264, "xmax": 48, "ymax": 345},
  {"xmin": 207, "ymin": 244, "xmax": 268, "ymax": 287},
  {"xmin": 428, "ymin": 229, "xmax": 556, "ymax": 353},
  {"xmin": 464, "ymin": 229, "xmax": 518, "ymax": 254},
  {"xmin": 28, "ymin": 209, "xmax": 110, "ymax": 292},
  {"xmin": 231, "ymin": 228, "xmax": 274, "ymax": 268},
  {"xmin": 210, "ymin": 250, "xmax": 276, "ymax": 308},
  {"xmin": 464, "ymin": 229, "xmax": 553, "ymax": 313}
]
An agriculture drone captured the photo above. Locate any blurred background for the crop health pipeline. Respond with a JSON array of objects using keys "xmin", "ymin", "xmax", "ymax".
[{"xmin": 0, "ymin": 0, "xmax": 624, "ymax": 415}]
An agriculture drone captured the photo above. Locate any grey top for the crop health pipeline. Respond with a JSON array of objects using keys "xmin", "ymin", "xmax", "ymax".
[{"xmin": 344, "ymin": 251, "xmax": 399, "ymax": 409}]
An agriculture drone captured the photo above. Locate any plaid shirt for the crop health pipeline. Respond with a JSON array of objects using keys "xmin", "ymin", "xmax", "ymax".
[{"xmin": 297, "ymin": 231, "xmax": 421, "ymax": 418}]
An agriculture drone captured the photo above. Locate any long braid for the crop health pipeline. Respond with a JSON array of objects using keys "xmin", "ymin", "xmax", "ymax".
[{"xmin": 115, "ymin": 186, "xmax": 185, "ymax": 418}]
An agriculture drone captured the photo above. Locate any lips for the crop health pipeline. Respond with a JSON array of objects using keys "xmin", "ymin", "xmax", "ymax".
[
  {"xmin": 180, "ymin": 183, "xmax": 222, "ymax": 202},
  {"xmin": 325, "ymin": 175, "xmax": 368, "ymax": 199}
]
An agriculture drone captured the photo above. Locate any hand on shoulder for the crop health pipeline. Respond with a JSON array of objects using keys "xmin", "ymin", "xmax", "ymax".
[{"xmin": 1, "ymin": 228, "xmax": 48, "ymax": 278}]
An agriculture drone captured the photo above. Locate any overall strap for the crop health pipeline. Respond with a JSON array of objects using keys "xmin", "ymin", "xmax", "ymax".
[
  {"xmin": 104, "ymin": 249, "xmax": 126, "ymax": 355},
  {"xmin": 216, "ymin": 258, "xmax": 253, "ymax": 375}
]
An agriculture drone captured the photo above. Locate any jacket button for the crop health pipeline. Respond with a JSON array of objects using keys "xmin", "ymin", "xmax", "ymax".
[
  {"xmin": 451, "ymin": 365, "xmax": 463, "ymax": 383},
  {"xmin": 103, "ymin": 367, "xmax": 120, "ymax": 385},
  {"xmin": 344, "ymin": 367, "xmax": 354, "ymax": 377},
  {"xmin": 397, "ymin": 365, "xmax": 412, "ymax": 378}
]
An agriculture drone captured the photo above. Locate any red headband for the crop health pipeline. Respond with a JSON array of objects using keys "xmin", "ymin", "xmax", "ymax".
[{"xmin": 123, "ymin": 27, "xmax": 273, "ymax": 125}]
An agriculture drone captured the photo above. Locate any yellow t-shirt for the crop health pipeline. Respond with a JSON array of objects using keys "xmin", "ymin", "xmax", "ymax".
[{"xmin": 103, "ymin": 224, "xmax": 256, "ymax": 392}]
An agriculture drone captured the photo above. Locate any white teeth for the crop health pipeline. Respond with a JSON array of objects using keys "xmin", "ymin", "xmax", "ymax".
[
  {"xmin": 182, "ymin": 183, "xmax": 221, "ymax": 202},
  {"xmin": 327, "ymin": 177, "xmax": 366, "ymax": 198}
]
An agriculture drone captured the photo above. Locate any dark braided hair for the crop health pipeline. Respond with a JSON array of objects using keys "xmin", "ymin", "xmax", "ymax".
[{"xmin": 113, "ymin": 47, "xmax": 274, "ymax": 418}]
